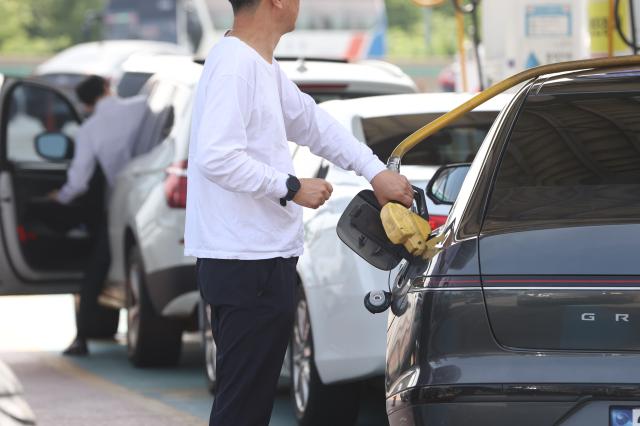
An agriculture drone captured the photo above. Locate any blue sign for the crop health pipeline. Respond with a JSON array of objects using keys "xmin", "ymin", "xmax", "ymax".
[{"xmin": 525, "ymin": 4, "xmax": 573, "ymax": 37}]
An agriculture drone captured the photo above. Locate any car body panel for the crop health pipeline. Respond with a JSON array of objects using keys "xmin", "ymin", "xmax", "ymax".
[{"xmin": 384, "ymin": 67, "xmax": 640, "ymax": 425}]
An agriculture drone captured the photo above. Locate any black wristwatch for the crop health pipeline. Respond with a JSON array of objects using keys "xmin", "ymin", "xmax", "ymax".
[{"xmin": 280, "ymin": 174, "xmax": 301, "ymax": 206}]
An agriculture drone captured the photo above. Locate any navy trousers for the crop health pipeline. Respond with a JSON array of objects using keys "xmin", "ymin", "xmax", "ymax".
[
  {"xmin": 197, "ymin": 257, "xmax": 298, "ymax": 426},
  {"xmin": 77, "ymin": 217, "xmax": 111, "ymax": 339}
]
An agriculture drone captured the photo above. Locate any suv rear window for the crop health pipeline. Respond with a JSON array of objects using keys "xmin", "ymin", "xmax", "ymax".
[
  {"xmin": 361, "ymin": 112, "xmax": 497, "ymax": 166},
  {"xmin": 484, "ymin": 91, "xmax": 640, "ymax": 231}
]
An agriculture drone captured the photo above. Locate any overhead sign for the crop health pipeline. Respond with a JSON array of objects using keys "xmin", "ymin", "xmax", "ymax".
[
  {"xmin": 526, "ymin": 4, "xmax": 573, "ymax": 36},
  {"xmin": 588, "ymin": 0, "xmax": 630, "ymax": 56},
  {"xmin": 520, "ymin": 1, "xmax": 579, "ymax": 68}
]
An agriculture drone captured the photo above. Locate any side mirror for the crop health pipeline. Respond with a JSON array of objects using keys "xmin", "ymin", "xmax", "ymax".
[
  {"xmin": 427, "ymin": 163, "xmax": 471, "ymax": 205},
  {"xmin": 34, "ymin": 132, "xmax": 74, "ymax": 162}
]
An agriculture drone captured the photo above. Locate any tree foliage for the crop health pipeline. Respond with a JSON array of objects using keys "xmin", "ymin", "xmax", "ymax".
[
  {"xmin": 0, "ymin": 0, "xmax": 104, "ymax": 54},
  {"xmin": 1, "ymin": 0, "xmax": 460, "ymax": 58},
  {"xmin": 385, "ymin": 0, "xmax": 461, "ymax": 59}
]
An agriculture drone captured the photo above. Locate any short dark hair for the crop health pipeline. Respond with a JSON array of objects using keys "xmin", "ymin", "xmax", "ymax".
[
  {"xmin": 229, "ymin": 0, "xmax": 259, "ymax": 13},
  {"xmin": 75, "ymin": 75, "xmax": 107, "ymax": 107}
]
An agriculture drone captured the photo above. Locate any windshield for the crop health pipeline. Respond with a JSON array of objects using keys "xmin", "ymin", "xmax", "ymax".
[
  {"xmin": 104, "ymin": 0, "xmax": 178, "ymax": 43},
  {"xmin": 205, "ymin": 0, "xmax": 383, "ymax": 31}
]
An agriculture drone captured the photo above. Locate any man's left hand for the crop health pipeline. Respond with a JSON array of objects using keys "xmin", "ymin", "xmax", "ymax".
[{"xmin": 371, "ymin": 170, "xmax": 413, "ymax": 208}]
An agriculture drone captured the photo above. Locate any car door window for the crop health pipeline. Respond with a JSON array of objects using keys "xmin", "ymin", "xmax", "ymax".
[
  {"xmin": 6, "ymin": 84, "xmax": 79, "ymax": 163},
  {"xmin": 130, "ymin": 82, "xmax": 176, "ymax": 157},
  {"xmin": 484, "ymin": 91, "xmax": 640, "ymax": 232},
  {"xmin": 117, "ymin": 72, "xmax": 153, "ymax": 98}
]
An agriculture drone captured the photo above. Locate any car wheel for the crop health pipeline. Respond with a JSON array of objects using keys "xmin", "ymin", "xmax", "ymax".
[
  {"xmin": 200, "ymin": 302, "xmax": 217, "ymax": 394},
  {"xmin": 290, "ymin": 285, "xmax": 361, "ymax": 426},
  {"xmin": 126, "ymin": 246, "xmax": 183, "ymax": 367}
]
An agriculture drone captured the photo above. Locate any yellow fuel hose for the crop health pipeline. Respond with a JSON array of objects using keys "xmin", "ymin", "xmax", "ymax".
[{"xmin": 386, "ymin": 55, "xmax": 640, "ymax": 171}]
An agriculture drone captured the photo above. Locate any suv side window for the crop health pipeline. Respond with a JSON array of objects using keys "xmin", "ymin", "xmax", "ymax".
[
  {"xmin": 483, "ymin": 91, "xmax": 640, "ymax": 232},
  {"xmin": 117, "ymin": 72, "xmax": 153, "ymax": 98},
  {"xmin": 291, "ymin": 144, "xmax": 323, "ymax": 179},
  {"xmin": 131, "ymin": 81, "xmax": 176, "ymax": 157}
]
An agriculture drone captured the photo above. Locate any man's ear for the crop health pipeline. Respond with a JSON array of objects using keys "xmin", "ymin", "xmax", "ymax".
[{"xmin": 270, "ymin": 0, "xmax": 284, "ymax": 10}]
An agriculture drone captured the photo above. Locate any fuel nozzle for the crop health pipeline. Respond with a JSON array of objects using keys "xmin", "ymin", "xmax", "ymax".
[{"xmin": 364, "ymin": 290, "xmax": 392, "ymax": 314}]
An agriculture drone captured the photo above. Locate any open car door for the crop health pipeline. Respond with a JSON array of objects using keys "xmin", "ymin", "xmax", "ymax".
[{"xmin": 0, "ymin": 77, "xmax": 105, "ymax": 295}]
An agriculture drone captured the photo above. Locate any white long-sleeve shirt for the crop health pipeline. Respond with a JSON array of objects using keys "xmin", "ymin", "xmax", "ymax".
[
  {"xmin": 57, "ymin": 95, "xmax": 147, "ymax": 204},
  {"xmin": 184, "ymin": 36, "xmax": 386, "ymax": 260}
]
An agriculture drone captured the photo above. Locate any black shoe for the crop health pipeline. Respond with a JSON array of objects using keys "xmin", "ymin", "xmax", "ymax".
[{"xmin": 63, "ymin": 337, "xmax": 88, "ymax": 356}]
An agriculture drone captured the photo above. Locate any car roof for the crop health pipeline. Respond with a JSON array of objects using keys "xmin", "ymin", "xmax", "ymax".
[
  {"xmin": 535, "ymin": 65, "xmax": 640, "ymax": 95},
  {"xmin": 35, "ymin": 41, "xmax": 189, "ymax": 77},
  {"xmin": 147, "ymin": 59, "xmax": 204, "ymax": 88},
  {"xmin": 140, "ymin": 56, "xmax": 419, "ymax": 95},
  {"xmin": 320, "ymin": 92, "xmax": 513, "ymax": 122},
  {"xmin": 277, "ymin": 59, "xmax": 418, "ymax": 93},
  {"xmin": 121, "ymin": 53, "xmax": 196, "ymax": 74}
]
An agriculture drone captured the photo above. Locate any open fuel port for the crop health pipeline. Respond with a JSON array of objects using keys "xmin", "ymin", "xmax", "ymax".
[{"xmin": 336, "ymin": 186, "xmax": 435, "ymax": 314}]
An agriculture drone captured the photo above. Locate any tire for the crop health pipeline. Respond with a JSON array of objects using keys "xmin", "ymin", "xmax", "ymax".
[
  {"xmin": 85, "ymin": 305, "xmax": 120, "ymax": 339},
  {"xmin": 126, "ymin": 246, "xmax": 183, "ymax": 367},
  {"xmin": 200, "ymin": 302, "xmax": 217, "ymax": 394},
  {"xmin": 290, "ymin": 285, "xmax": 361, "ymax": 426}
]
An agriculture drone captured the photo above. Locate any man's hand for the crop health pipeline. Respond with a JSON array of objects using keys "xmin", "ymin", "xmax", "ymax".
[
  {"xmin": 293, "ymin": 178, "xmax": 333, "ymax": 209},
  {"xmin": 371, "ymin": 170, "xmax": 413, "ymax": 208},
  {"xmin": 47, "ymin": 189, "xmax": 60, "ymax": 203}
]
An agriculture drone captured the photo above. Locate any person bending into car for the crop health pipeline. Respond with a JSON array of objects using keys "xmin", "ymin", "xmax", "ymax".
[
  {"xmin": 186, "ymin": 0, "xmax": 415, "ymax": 424},
  {"xmin": 48, "ymin": 75, "xmax": 147, "ymax": 356}
]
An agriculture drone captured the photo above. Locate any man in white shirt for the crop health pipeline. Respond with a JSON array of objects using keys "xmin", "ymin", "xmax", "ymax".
[
  {"xmin": 186, "ymin": 0, "xmax": 414, "ymax": 424},
  {"xmin": 49, "ymin": 75, "xmax": 147, "ymax": 356}
]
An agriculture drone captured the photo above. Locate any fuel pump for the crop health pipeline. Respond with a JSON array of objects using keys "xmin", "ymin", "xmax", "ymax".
[{"xmin": 615, "ymin": 0, "xmax": 640, "ymax": 53}]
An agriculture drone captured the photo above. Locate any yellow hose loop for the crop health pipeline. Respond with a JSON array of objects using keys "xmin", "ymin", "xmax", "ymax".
[{"xmin": 388, "ymin": 55, "xmax": 640, "ymax": 168}]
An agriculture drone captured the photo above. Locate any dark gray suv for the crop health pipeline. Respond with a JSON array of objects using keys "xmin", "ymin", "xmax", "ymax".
[{"xmin": 342, "ymin": 64, "xmax": 640, "ymax": 426}]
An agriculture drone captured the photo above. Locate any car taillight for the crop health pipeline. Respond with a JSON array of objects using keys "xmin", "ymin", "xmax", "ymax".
[
  {"xmin": 429, "ymin": 215, "xmax": 448, "ymax": 230},
  {"xmin": 164, "ymin": 160, "xmax": 188, "ymax": 209},
  {"xmin": 17, "ymin": 225, "xmax": 37, "ymax": 243}
]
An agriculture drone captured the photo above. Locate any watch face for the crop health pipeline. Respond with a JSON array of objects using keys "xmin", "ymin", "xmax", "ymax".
[{"xmin": 288, "ymin": 176, "xmax": 301, "ymax": 192}]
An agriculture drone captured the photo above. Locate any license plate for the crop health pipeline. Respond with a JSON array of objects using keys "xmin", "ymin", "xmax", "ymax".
[{"xmin": 611, "ymin": 407, "xmax": 640, "ymax": 426}]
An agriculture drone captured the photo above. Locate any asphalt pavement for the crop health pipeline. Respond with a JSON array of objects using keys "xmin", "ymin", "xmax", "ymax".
[{"xmin": 0, "ymin": 295, "xmax": 388, "ymax": 426}]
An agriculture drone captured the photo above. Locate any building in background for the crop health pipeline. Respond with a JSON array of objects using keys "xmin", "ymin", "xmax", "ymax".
[
  {"xmin": 481, "ymin": 0, "xmax": 640, "ymax": 85},
  {"xmin": 99, "ymin": 0, "xmax": 387, "ymax": 59}
]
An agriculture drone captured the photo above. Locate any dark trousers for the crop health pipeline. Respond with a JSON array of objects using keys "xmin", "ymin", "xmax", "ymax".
[
  {"xmin": 76, "ymin": 218, "xmax": 111, "ymax": 339},
  {"xmin": 197, "ymin": 257, "xmax": 298, "ymax": 426}
]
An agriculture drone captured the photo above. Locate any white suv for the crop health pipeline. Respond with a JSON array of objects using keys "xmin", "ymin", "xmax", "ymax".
[{"xmin": 34, "ymin": 41, "xmax": 189, "ymax": 99}]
